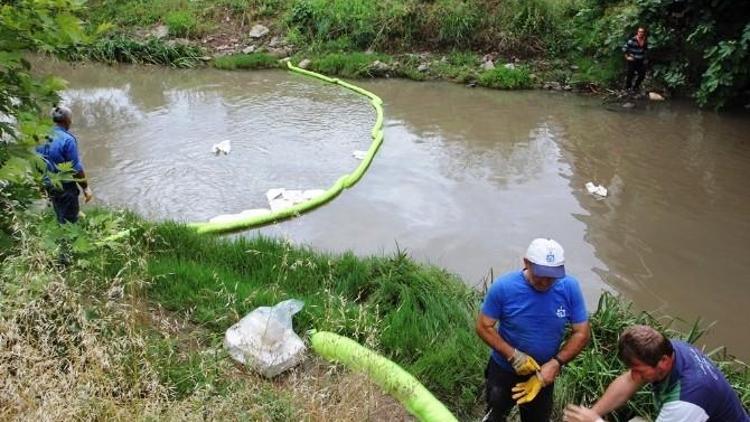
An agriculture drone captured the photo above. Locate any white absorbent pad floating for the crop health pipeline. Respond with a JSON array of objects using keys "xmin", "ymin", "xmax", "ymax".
[
  {"xmin": 585, "ymin": 182, "xmax": 608, "ymax": 197},
  {"xmin": 266, "ymin": 188, "xmax": 325, "ymax": 212},
  {"xmin": 224, "ymin": 299, "xmax": 306, "ymax": 378},
  {"xmin": 211, "ymin": 140, "xmax": 232, "ymax": 155}
]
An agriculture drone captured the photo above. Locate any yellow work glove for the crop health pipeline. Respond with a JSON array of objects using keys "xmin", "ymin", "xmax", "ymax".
[
  {"xmin": 508, "ymin": 349, "xmax": 541, "ymax": 375},
  {"xmin": 511, "ymin": 372, "xmax": 544, "ymax": 405}
]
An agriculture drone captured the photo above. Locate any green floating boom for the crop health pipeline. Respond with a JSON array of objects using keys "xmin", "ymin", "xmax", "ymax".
[
  {"xmin": 310, "ymin": 330, "xmax": 459, "ymax": 422},
  {"xmin": 189, "ymin": 61, "xmax": 384, "ymax": 234}
]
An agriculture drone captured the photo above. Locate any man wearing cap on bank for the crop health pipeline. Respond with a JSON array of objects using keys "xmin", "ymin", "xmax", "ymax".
[
  {"xmin": 37, "ymin": 105, "xmax": 93, "ymax": 224},
  {"xmin": 476, "ymin": 238, "xmax": 591, "ymax": 422}
]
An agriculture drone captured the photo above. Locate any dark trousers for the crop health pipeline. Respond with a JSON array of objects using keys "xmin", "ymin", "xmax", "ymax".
[
  {"xmin": 48, "ymin": 183, "xmax": 80, "ymax": 224},
  {"xmin": 484, "ymin": 357, "xmax": 554, "ymax": 422},
  {"xmin": 625, "ymin": 60, "xmax": 646, "ymax": 91}
]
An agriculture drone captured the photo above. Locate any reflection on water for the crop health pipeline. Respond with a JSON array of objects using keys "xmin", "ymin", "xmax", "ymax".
[{"xmin": 35, "ymin": 60, "xmax": 750, "ymax": 360}]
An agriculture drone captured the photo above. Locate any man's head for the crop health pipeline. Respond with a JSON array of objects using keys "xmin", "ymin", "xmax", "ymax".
[
  {"xmin": 523, "ymin": 238, "xmax": 565, "ymax": 291},
  {"xmin": 618, "ymin": 325, "xmax": 674, "ymax": 383},
  {"xmin": 51, "ymin": 105, "xmax": 72, "ymax": 129},
  {"xmin": 636, "ymin": 27, "xmax": 647, "ymax": 38}
]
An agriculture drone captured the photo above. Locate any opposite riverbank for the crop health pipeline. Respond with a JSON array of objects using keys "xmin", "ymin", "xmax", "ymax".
[{"xmin": 60, "ymin": 0, "xmax": 750, "ymax": 108}]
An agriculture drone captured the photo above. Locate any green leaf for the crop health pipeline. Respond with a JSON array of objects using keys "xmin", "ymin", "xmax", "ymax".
[
  {"xmin": 0, "ymin": 51, "xmax": 23, "ymax": 68},
  {"xmin": 73, "ymin": 235, "xmax": 94, "ymax": 254},
  {"xmin": 0, "ymin": 156, "xmax": 34, "ymax": 183}
]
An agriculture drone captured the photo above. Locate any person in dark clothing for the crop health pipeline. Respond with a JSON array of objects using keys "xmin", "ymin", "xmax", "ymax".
[
  {"xmin": 622, "ymin": 27, "xmax": 648, "ymax": 93},
  {"xmin": 36, "ymin": 105, "xmax": 93, "ymax": 224}
]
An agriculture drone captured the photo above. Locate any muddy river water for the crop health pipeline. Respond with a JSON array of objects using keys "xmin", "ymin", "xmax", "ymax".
[{"xmin": 37, "ymin": 60, "xmax": 750, "ymax": 359}]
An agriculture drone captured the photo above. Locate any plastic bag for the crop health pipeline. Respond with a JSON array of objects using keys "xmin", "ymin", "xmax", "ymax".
[{"xmin": 224, "ymin": 299, "xmax": 306, "ymax": 378}]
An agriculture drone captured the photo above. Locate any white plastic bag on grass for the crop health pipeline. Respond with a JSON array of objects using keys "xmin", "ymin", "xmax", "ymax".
[{"xmin": 224, "ymin": 299, "xmax": 306, "ymax": 378}]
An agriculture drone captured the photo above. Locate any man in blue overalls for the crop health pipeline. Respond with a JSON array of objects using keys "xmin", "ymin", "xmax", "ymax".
[{"xmin": 37, "ymin": 105, "xmax": 93, "ymax": 224}]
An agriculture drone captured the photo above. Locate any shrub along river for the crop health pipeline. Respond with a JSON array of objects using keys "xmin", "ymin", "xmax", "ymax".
[{"xmin": 36, "ymin": 60, "xmax": 750, "ymax": 360}]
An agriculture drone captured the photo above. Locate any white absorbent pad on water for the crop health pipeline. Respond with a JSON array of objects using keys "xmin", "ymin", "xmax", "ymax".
[
  {"xmin": 266, "ymin": 188, "xmax": 325, "ymax": 212},
  {"xmin": 585, "ymin": 182, "xmax": 608, "ymax": 197},
  {"xmin": 208, "ymin": 208, "xmax": 271, "ymax": 224},
  {"xmin": 224, "ymin": 299, "xmax": 306, "ymax": 378},
  {"xmin": 211, "ymin": 140, "xmax": 232, "ymax": 155}
]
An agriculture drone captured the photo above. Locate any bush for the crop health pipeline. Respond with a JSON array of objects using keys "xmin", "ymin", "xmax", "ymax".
[
  {"xmin": 166, "ymin": 10, "xmax": 198, "ymax": 38},
  {"xmin": 430, "ymin": 0, "xmax": 482, "ymax": 48},
  {"xmin": 568, "ymin": 55, "xmax": 621, "ymax": 87},
  {"xmin": 477, "ymin": 66, "xmax": 533, "ymax": 89},
  {"xmin": 286, "ymin": 0, "xmax": 383, "ymax": 49}
]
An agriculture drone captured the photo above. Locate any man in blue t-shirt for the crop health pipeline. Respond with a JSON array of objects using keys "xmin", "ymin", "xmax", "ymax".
[
  {"xmin": 564, "ymin": 325, "xmax": 749, "ymax": 422},
  {"xmin": 476, "ymin": 238, "xmax": 591, "ymax": 422},
  {"xmin": 36, "ymin": 105, "xmax": 93, "ymax": 224}
]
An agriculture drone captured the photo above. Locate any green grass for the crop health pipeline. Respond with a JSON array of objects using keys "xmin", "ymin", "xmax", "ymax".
[
  {"xmin": 430, "ymin": 0, "xmax": 482, "ymax": 48},
  {"xmin": 60, "ymin": 35, "xmax": 205, "ymax": 67},
  {"xmin": 147, "ymin": 223, "xmax": 486, "ymax": 414},
  {"xmin": 478, "ymin": 66, "xmax": 533, "ymax": 89},
  {"xmin": 308, "ymin": 52, "xmax": 390, "ymax": 78},
  {"xmin": 165, "ymin": 10, "xmax": 198, "ymax": 38},
  {"xmin": 85, "ymin": 0, "xmax": 197, "ymax": 27},
  {"xmin": 212, "ymin": 52, "xmax": 279, "ymax": 70},
  {"xmin": 3, "ymin": 209, "xmax": 749, "ymax": 419},
  {"xmin": 568, "ymin": 54, "xmax": 622, "ymax": 87},
  {"xmin": 429, "ymin": 52, "xmax": 480, "ymax": 83}
]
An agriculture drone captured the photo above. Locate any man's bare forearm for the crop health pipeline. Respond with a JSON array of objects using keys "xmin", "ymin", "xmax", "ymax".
[
  {"xmin": 476, "ymin": 314, "xmax": 514, "ymax": 359},
  {"xmin": 591, "ymin": 371, "xmax": 643, "ymax": 416},
  {"xmin": 556, "ymin": 322, "xmax": 590, "ymax": 364}
]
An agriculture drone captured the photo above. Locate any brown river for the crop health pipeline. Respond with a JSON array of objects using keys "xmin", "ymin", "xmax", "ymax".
[{"xmin": 36, "ymin": 60, "xmax": 750, "ymax": 360}]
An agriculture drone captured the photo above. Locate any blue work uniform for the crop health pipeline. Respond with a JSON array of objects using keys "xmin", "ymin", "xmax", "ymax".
[
  {"xmin": 652, "ymin": 340, "xmax": 749, "ymax": 422},
  {"xmin": 481, "ymin": 270, "xmax": 589, "ymax": 371},
  {"xmin": 36, "ymin": 125, "xmax": 85, "ymax": 223},
  {"xmin": 480, "ymin": 270, "xmax": 588, "ymax": 421}
]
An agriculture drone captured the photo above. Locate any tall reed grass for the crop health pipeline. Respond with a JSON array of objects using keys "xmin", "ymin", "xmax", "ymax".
[{"xmin": 61, "ymin": 36, "xmax": 205, "ymax": 67}]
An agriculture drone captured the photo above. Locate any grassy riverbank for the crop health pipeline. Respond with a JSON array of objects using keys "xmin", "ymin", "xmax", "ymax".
[{"xmin": 2, "ymin": 209, "xmax": 748, "ymax": 420}]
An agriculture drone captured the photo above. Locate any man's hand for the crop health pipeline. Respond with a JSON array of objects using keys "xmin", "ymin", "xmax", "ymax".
[
  {"xmin": 511, "ymin": 372, "xmax": 544, "ymax": 404},
  {"xmin": 563, "ymin": 404, "xmax": 604, "ymax": 422},
  {"xmin": 83, "ymin": 187, "xmax": 93, "ymax": 203},
  {"xmin": 625, "ymin": 55, "xmax": 634, "ymax": 61},
  {"xmin": 539, "ymin": 358, "xmax": 561, "ymax": 385},
  {"xmin": 509, "ymin": 349, "xmax": 541, "ymax": 375}
]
